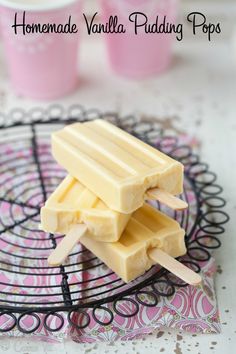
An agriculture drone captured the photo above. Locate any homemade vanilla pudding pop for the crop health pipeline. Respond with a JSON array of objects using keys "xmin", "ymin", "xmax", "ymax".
[
  {"xmin": 80, "ymin": 204, "xmax": 201, "ymax": 285},
  {"xmin": 40, "ymin": 175, "xmax": 131, "ymax": 266},
  {"xmin": 52, "ymin": 120, "xmax": 187, "ymax": 214},
  {"xmin": 41, "ymin": 175, "xmax": 131, "ymax": 240}
]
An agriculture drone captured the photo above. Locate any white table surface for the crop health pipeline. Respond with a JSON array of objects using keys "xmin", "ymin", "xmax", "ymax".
[{"xmin": 0, "ymin": 2, "xmax": 235, "ymax": 354}]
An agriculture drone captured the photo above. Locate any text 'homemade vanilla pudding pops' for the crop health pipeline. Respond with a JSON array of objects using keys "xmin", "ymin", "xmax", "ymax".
[{"xmin": 52, "ymin": 119, "xmax": 187, "ymax": 214}]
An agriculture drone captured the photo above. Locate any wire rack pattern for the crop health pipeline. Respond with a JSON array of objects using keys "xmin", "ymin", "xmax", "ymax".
[{"xmin": 0, "ymin": 106, "xmax": 229, "ymax": 334}]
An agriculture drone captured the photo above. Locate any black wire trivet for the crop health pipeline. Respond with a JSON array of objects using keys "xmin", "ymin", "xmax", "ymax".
[{"xmin": 0, "ymin": 105, "xmax": 229, "ymax": 334}]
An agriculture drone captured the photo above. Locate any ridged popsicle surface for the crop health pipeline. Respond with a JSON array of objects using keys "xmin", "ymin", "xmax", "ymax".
[{"xmin": 52, "ymin": 120, "xmax": 184, "ymax": 213}]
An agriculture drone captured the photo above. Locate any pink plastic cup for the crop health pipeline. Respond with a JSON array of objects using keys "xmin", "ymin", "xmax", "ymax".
[
  {"xmin": 101, "ymin": 0, "xmax": 179, "ymax": 79},
  {"xmin": 0, "ymin": 0, "xmax": 82, "ymax": 100}
]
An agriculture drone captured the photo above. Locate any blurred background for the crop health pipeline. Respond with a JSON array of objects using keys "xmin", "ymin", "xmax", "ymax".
[{"xmin": 0, "ymin": 0, "xmax": 235, "ymax": 115}]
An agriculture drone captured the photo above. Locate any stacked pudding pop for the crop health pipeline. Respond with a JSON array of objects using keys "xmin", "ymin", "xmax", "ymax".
[{"xmin": 40, "ymin": 120, "xmax": 201, "ymax": 285}]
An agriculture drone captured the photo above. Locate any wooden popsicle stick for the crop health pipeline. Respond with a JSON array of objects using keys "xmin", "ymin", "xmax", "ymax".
[
  {"xmin": 146, "ymin": 188, "xmax": 188, "ymax": 211},
  {"xmin": 148, "ymin": 248, "xmax": 202, "ymax": 286},
  {"xmin": 48, "ymin": 224, "xmax": 88, "ymax": 266}
]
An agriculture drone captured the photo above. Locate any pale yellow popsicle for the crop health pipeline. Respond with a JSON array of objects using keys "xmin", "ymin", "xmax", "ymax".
[
  {"xmin": 52, "ymin": 119, "xmax": 184, "ymax": 214},
  {"xmin": 80, "ymin": 204, "xmax": 187, "ymax": 283},
  {"xmin": 40, "ymin": 175, "xmax": 131, "ymax": 242}
]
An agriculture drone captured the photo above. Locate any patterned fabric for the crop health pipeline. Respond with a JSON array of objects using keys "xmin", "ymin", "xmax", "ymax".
[{"xmin": 70, "ymin": 258, "xmax": 220, "ymax": 343}]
